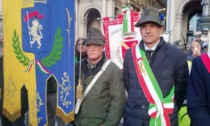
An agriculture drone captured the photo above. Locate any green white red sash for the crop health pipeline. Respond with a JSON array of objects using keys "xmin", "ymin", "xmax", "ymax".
[
  {"xmin": 201, "ymin": 54, "xmax": 210, "ymax": 73},
  {"xmin": 131, "ymin": 45, "xmax": 175, "ymax": 126}
]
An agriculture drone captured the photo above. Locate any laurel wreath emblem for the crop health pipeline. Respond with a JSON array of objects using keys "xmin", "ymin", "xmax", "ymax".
[
  {"xmin": 41, "ymin": 27, "xmax": 63, "ymax": 67},
  {"xmin": 12, "ymin": 27, "xmax": 63, "ymax": 68},
  {"xmin": 12, "ymin": 30, "xmax": 30, "ymax": 66}
]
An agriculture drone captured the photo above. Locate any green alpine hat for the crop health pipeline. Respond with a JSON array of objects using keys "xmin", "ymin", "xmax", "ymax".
[
  {"xmin": 135, "ymin": 7, "xmax": 165, "ymax": 27},
  {"xmin": 85, "ymin": 27, "xmax": 105, "ymax": 46}
]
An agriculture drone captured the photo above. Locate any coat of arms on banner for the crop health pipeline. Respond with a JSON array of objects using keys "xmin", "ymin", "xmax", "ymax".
[
  {"xmin": 103, "ymin": 9, "xmax": 141, "ymax": 69},
  {"xmin": 3, "ymin": 0, "xmax": 75, "ymax": 126}
]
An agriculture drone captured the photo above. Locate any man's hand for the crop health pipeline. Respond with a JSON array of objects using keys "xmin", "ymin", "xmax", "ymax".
[{"xmin": 192, "ymin": 47, "xmax": 201, "ymax": 57}]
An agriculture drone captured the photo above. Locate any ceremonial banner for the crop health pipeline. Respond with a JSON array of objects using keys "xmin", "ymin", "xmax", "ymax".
[
  {"xmin": 103, "ymin": 8, "xmax": 169, "ymax": 68},
  {"xmin": 103, "ymin": 9, "xmax": 141, "ymax": 69},
  {"xmin": 3, "ymin": 0, "xmax": 75, "ymax": 125}
]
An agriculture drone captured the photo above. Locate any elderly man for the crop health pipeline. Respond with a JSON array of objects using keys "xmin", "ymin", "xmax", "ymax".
[
  {"xmin": 187, "ymin": 41, "xmax": 202, "ymax": 61},
  {"xmin": 74, "ymin": 27, "xmax": 126, "ymax": 126},
  {"xmin": 123, "ymin": 7, "xmax": 189, "ymax": 126}
]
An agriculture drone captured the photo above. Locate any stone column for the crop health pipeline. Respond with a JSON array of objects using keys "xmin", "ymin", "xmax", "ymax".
[
  {"xmin": 175, "ymin": 14, "xmax": 183, "ymax": 41},
  {"xmin": 79, "ymin": 19, "xmax": 87, "ymax": 38},
  {"xmin": 166, "ymin": 0, "xmax": 176, "ymax": 42},
  {"xmin": 198, "ymin": 0, "xmax": 210, "ymax": 31},
  {"xmin": 102, "ymin": 0, "xmax": 107, "ymax": 18},
  {"xmin": 107, "ymin": 0, "xmax": 115, "ymax": 17}
]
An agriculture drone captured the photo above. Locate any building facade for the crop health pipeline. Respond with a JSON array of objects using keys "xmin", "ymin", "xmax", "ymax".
[
  {"xmin": 76, "ymin": 0, "xmax": 166, "ymax": 39},
  {"xmin": 167, "ymin": 0, "xmax": 203, "ymax": 44},
  {"xmin": 167, "ymin": 0, "xmax": 210, "ymax": 46}
]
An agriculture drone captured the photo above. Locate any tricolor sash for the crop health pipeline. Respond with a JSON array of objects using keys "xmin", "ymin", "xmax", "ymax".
[
  {"xmin": 201, "ymin": 54, "xmax": 210, "ymax": 73},
  {"xmin": 131, "ymin": 45, "xmax": 175, "ymax": 126}
]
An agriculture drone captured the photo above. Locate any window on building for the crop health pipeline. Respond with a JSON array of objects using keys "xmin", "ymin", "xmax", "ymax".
[{"xmin": 188, "ymin": 14, "xmax": 201, "ymax": 32}]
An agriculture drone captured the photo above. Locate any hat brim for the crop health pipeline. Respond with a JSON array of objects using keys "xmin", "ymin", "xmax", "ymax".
[
  {"xmin": 135, "ymin": 16, "xmax": 164, "ymax": 27},
  {"xmin": 85, "ymin": 38, "xmax": 105, "ymax": 46}
]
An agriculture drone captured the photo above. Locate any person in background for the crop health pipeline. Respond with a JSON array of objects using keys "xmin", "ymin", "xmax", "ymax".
[
  {"xmin": 173, "ymin": 40, "xmax": 192, "ymax": 126},
  {"xmin": 187, "ymin": 41, "xmax": 201, "ymax": 61},
  {"xmin": 187, "ymin": 53, "xmax": 210, "ymax": 126},
  {"xmin": 74, "ymin": 27, "xmax": 126, "ymax": 126},
  {"xmin": 200, "ymin": 32, "xmax": 209, "ymax": 54},
  {"xmin": 193, "ymin": 31, "xmax": 204, "ymax": 46},
  {"xmin": 173, "ymin": 40, "xmax": 186, "ymax": 52},
  {"xmin": 75, "ymin": 38, "xmax": 87, "ymax": 62},
  {"xmin": 202, "ymin": 42, "xmax": 208, "ymax": 54},
  {"xmin": 123, "ymin": 7, "xmax": 189, "ymax": 126}
]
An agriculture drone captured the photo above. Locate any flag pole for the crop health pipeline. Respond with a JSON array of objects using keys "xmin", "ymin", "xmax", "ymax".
[
  {"xmin": 27, "ymin": 11, "xmax": 32, "ymax": 47},
  {"xmin": 76, "ymin": 40, "xmax": 83, "ymax": 99}
]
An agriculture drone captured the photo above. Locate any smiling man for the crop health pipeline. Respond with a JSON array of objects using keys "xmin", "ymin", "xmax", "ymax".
[
  {"xmin": 123, "ymin": 7, "xmax": 189, "ymax": 126},
  {"xmin": 74, "ymin": 27, "xmax": 126, "ymax": 126}
]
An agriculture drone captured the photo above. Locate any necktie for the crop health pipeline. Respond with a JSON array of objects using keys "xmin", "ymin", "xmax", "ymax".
[{"xmin": 146, "ymin": 50, "xmax": 153, "ymax": 61}]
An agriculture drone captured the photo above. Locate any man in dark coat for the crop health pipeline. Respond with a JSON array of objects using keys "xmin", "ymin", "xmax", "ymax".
[
  {"xmin": 123, "ymin": 7, "xmax": 189, "ymax": 126},
  {"xmin": 74, "ymin": 27, "xmax": 126, "ymax": 126},
  {"xmin": 187, "ymin": 53, "xmax": 210, "ymax": 126}
]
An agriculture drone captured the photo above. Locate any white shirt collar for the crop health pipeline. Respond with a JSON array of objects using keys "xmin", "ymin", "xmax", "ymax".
[{"xmin": 144, "ymin": 41, "xmax": 160, "ymax": 51}]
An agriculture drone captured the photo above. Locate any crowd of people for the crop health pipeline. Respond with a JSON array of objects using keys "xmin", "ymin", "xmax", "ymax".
[{"xmin": 0, "ymin": 6, "xmax": 210, "ymax": 126}]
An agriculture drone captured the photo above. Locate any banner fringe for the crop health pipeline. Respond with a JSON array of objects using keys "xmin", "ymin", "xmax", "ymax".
[
  {"xmin": 3, "ymin": 108, "xmax": 21, "ymax": 122},
  {"xmin": 29, "ymin": 123, "xmax": 34, "ymax": 126},
  {"xmin": 56, "ymin": 107, "xmax": 74, "ymax": 123}
]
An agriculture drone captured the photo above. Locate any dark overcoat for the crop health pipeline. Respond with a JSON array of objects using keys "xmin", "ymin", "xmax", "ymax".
[{"xmin": 123, "ymin": 37, "xmax": 189, "ymax": 126}]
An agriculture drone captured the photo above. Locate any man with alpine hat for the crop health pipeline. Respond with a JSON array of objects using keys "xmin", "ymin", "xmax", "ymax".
[
  {"xmin": 74, "ymin": 27, "xmax": 126, "ymax": 126},
  {"xmin": 123, "ymin": 7, "xmax": 189, "ymax": 126}
]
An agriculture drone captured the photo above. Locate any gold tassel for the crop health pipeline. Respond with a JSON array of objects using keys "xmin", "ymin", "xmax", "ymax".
[{"xmin": 76, "ymin": 79, "xmax": 83, "ymax": 99}]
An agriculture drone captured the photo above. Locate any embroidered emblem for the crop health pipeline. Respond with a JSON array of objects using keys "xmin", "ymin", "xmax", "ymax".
[
  {"xmin": 59, "ymin": 72, "xmax": 71, "ymax": 108},
  {"xmin": 28, "ymin": 18, "xmax": 43, "ymax": 48},
  {"xmin": 65, "ymin": 8, "xmax": 72, "ymax": 46},
  {"xmin": 12, "ymin": 30, "xmax": 30, "ymax": 66},
  {"xmin": 138, "ymin": 58, "xmax": 146, "ymax": 75},
  {"xmin": 24, "ymin": 11, "xmax": 45, "ymax": 49},
  {"xmin": 30, "ymin": 91, "xmax": 37, "ymax": 121},
  {"xmin": 116, "ymin": 46, "xmax": 123, "ymax": 66},
  {"xmin": 6, "ymin": 78, "xmax": 16, "ymax": 109},
  {"xmin": 36, "ymin": 92, "xmax": 44, "ymax": 122}
]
